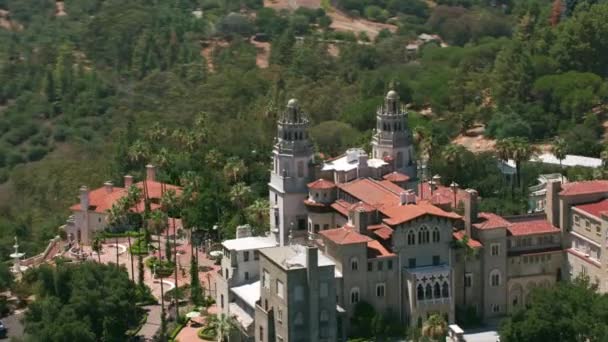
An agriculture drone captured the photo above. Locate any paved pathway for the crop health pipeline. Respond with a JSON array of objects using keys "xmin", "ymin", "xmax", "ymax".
[
  {"xmin": 2, "ymin": 311, "xmax": 24, "ymax": 340},
  {"xmin": 137, "ymin": 305, "xmax": 161, "ymax": 341}
]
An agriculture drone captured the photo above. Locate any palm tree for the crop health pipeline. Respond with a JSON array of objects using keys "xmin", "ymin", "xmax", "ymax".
[
  {"xmin": 552, "ymin": 137, "xmax": 567, "ymax": 182},
  {"xmin": 229, "ymin": 182, "xmax": 253, "ymax": 211},
  {"xmin": 209, "ymin": 314, "xmax": 237, "ymax": 342},
  {"xmin": 511, "ymin": 137, "xmax": 536, "ymax": 189},
  {"xmin": 422, "ymin": 314, "xmax": 448, "ymax": 341},
  {"xmin": 223, "ymin": 157, "xmax": 247, "ymax": 184},
  {"xmin": 149, "ymin": 210, "xmax": 168, "ymax": 332},
  {"xmin": 161, "ymin": 188, "xmax": 181, "ymax": 322},
  {"xmin": 451, "ymin": 234, "xmax": 478, "ymax": 310},
  {"xmin": 496, "ymin": 138, "xmax": 515, "ymax": 192},
  {"xmin": 442, "ymin": 144, "xmax": 465, "ymax": 182},
  {"xmin": 127, "ymin": 139, "xmax": 151, "ymax": 165},
  {"xmin": 246, "ymin": 199, "xmax": 270, "ymax": 233},
  {"xmin": 92, "ymin": 235, "xmax": 103, "ymax": 263}
]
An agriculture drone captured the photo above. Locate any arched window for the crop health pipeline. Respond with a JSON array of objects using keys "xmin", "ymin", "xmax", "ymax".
[
  {"xmin": 350, "ymin": 257, "xmax": 359, "ymax": 271},
  {"xmin": 417, "ymin": 284, "xmax": 424, "ymax": 300},
  {"xmin": 434, "ymin": 282, "xmax": 441, "ymax": 298},
  {"xmin": 425, "ymin": 284, "xmax": 432, "ymax": 299},
  {"xmin": 432, "ymin": 227, "xmax": 440, "ymax": 243},
  {"xmin": 408, "ymin": 230, "xmax": 416, "ymax": 245},
  {"xmin": 320, "ymin": 310, "xmax": 329, "ymax": 322},
  {"xmin": 396, "ymin": 152, "xmax": 404, "ymax": 167},
  {"xmin": 442, "ymin": 282, "xmax": 449, "ymax": 298},
  {"xmin": 419, "ymin": 226, "xmax": 429, "ymax": 244},
  {"xmin": 350, "ymin": 288, "xmax": 360, "ymax": 304},
  {"xmin": 490, "ymin": 269, "xmax": 501, "ymax": 287}
]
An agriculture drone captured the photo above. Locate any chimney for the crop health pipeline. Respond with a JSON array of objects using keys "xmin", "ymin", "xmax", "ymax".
[
  {"xmin": 357, "ymin": 153, "xmax": 370, "ymax": 178},
  {"xmin": 146, "ymin": 164, "xmax": 156, "ymax": 182},
  {"xmin": 464, "ymin": 189, "xmax": 478, "ymax": 237},
  {"xmin": 79, "ymin": 186, "xmax": 90, "ymax": 211},
  {"xmin": 400, "ymin": 191, "xmax": 408, "ymax": 205},
  {"xmin": 306, "ymin": 246, "xmax": 320, "ymax": 339},
  {"xmin": 545, "ymin": 180, "xmax": 561, "ymax": 228},
  {"xmin": 351, "ymin": 204, "xmax": 370, "ymax": 234},
  {"xmin": 236, "ymin": 224, "xmax": 252, "ymax": 239},
  {"xmin": 124, "ymin": 175, "xmax": 134, "ymax": 188},
  {"xmin": 103, "ymin": 181, "xmax": 114, "ymax": 194}
]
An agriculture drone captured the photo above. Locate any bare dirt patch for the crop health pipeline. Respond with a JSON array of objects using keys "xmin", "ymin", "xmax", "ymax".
[
  {"xmin": 250, "ymin": 38, "xmax": 271, "ymax": 69},
  {"xmin": 0, "ymin": 10, "xmax": 23, "ymax": 31},
  {"xmin": 328, "ymin": 9, "xmax": 397, "ymax": 41},
  {"xmin": 200, "ymin": 40, "xmax": 229, "ymax": 73},
  {"xmin": 327, "ymin": 43, "xmax": 340, "ymax": 57},
  {"xmin": 56, "ymin": 1, "xmax": 67, "ymax": 17}
]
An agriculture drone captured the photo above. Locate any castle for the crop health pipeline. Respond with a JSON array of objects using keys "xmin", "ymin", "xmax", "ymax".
[{"xmin": 217, "ymin": 91, "xmax": 606, "ymax": 341}]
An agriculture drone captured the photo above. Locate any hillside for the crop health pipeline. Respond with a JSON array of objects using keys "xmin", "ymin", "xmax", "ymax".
[{"xmin": 1, "ymin": 0, "xmax": 608, "ymax": 259}]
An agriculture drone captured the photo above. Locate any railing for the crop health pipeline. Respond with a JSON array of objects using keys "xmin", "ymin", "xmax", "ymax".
[{"xmin": 21, "ymin": 235, "xmax": 61, "ymax": 267}]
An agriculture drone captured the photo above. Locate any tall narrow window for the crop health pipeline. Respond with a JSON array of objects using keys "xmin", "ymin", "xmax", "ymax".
[
  {"xmin": 276, "ymin": 280, "xmax": 284, "ymax": 298},
  {"xmin": 350, "ymin": 288, "xmax": 360, "ymax": 304},
  {"xmin": 442, "ymin": 282, "xmax": 449, "ymax": 298},
  {"xmin": 433, "ymin": 283, "xmax": 441, "ymax": 298},
  {"xmin": 425, "ymin": 284, "xmax": 432, "ymax": 299},
  {"xmin": 351, "ymin": 257, "xmax": 359, "ymax": 271},
  {"xmin": 417, "ymin": 284, "xmax": 424, "ymax": 300},
  {"xmin": 408, "ymin": 230, "xmax": 416, "ymax": 245},
  {"xmin": 432, "ymin": 227, "xmax": 440, "ymax": 242}
]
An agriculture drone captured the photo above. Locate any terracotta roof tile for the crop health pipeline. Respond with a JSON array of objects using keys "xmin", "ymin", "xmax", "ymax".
[
  {"xmin": 453, "ymin": 230, "xmax": 482, "ymax": 248},
  {"xmin": 331, "ymin": 200, "xmax": 351, "ymax": 217},
  {"xmin": 574, "ymin": 199, "xmax": 608, "ymax": 219},
  {"xmin": 473, "ymin": 212, "xmax": 511, "ymax": 230},
  {"xmin": 381, "ymin": 201, "xmax": 460, "ymax": 226},
  {"xmin": 307, "ymin": 178, "xmax": 336, "ymax": 190},
  {"xmin": 367, "ymin": 240, "xmax": 395, "ymax": 258},
  {"xmin": 349, "ymin": 201, "xmax": 376, "ymax": 212},
  {"xmin": 383, "ymin": 171, "xmax": 410, "ymax": 182},
  {"xmin": 507, "ymin": 218, "xmax": 560, "ymax": 236},
  {"xmin": 338, "ymin": 178, "xmax": 400, "ymax": 210},
  {"xmin": 318, "ymin": 226, "xmax": 372, "ymax": 245},
  {"xmin": 304, "ymin": 199, "xmax": 327, "ymax": 207},
  {"xmin": 367, "ymin": 224, "xmax": 393, "ymax": 240},
  {"xmin": 417, "ymin": 181, "xmax": 468, "ymax": 207},
  {"xmin": 559, "ymin": 180, "xmax": 608, "ymax": 196}
]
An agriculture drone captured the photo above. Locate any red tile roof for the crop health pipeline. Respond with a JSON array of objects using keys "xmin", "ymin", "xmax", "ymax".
[
  {"xmin": 307, "ymin": 178, "xmax": 336, "ymax": 190},
  {"xmin": 417, "ymin": 181, "xmax": 468, "ymax": 207},
  {"xmin": 559, "ymin": 180, "xmax": 608, "ymax": 196},
  {"xmin": 507, "ymin": 218, "xmax": 560, "ymax": 236},
  {"xmin": 383, "ymin": 171, "xmax": 410, "ymax": 182},
  {"xmin": 349, "ymin": 201, "xmax": 376, "ymax": 212},
  {"xmin": 304, "ymin": 199, "xmax": 327, "ymax": 207},
  {"xmin": 70, "ymin": 180, "xmax": 183, "ymax": 214},
  {"xmin": 367, "ymin": 224, "xmax": 393, "ymax": 240},
  {"xmin": 453, "ymin": 230, "xmax": 482, "ymax": 248},
  {"xmin": 318, "ymin": 226, "xmax": 372, "ymax": 245},
  {"xmin": 473, "ymin": 212, "xmax": 511, "ymax": 230},
  {"xmin": 330, "ymin": 200, "xmax": 351, "ymax": 217},
  {"xmin": 573, "ymin": 199, "xmax": 608, "ymax": 219},
  {"xmin": 337, "ymin": 178, "xmax": 461, "ymax": 226},
  {"xmin": 382, "ymin": 201, "xmax": 460, "ymax": 226},
  {"xmin": 367, "ymin": 240, "xmax": 395, "ymax": 258}
]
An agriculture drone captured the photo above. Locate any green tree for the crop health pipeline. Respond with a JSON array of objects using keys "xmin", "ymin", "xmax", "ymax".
[
  {"xmin": 499, "ymin": 276, "xmax": 608, "ymax": 342},
  {"xmin": 552, "ymin": 137, "xmax": 567, "ymax": 181},
  {"xmin": 91, "ymin": 234, "xmax": 103, "ymax": 264},
  {"xmin": 208, "ymin": 314, "xmax": 237, "ymax": 342},
  {"xmin": 422, "ymin": 314, "xmax": 448, "ymax": 341},
  {"xmin": 492, "ymin": 41, "xmax": 533, "ymax": 105}
]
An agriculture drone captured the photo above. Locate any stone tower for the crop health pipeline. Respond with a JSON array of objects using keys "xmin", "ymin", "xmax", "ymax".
[
  {"xmin": 371, "ymin": 90, "xmax": 417, "ymax": 181},
  {"xmin": 268, "ymin": 99, "xmax": 314, "ymax": 246}
]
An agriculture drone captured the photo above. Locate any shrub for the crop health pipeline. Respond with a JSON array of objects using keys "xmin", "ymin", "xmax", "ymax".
[
  {"xmin": 198, "ymin": 326, "xmax": 217, "ymax": 340},
  {"xmin": 27, "ymin": 146, "xmax": 48, "ymax": 162}
]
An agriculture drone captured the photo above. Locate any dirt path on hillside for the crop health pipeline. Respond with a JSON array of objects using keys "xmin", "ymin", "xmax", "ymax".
[
  {"xmin": 251, "ymin": 38, "xmax": 271, "ymax": 68},
  {"xmin": 0, "ymin": 10, "xmax": 23, "ymax": 31},
  {"xmin": 56, "ymin": 1, "xmax": 67, "ymax": 17}
]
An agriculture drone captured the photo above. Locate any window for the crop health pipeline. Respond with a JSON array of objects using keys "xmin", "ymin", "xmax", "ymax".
[
  {"xmin": 278, "ymin": 309, "xmax": 283, "ymax": 323},
  {"xmin": 264, "ymin": 299, "xmax": 268, "ymax": 310},
  {"xmin": 442, "ymin": 282, "xmax": 449, "ymax": 298},
  {"xmin": 351, "ymin": 257, "xmax": 359, "ymax": 271},
  {"xmin": 245, "ymin": 271, "xmax": 249, "ymax": 280},
  {"xmin": 490, "ymin": 270, "xmax": 501, "ymax": 287},
  {"xmin": 254, "ymin": 251, "xmax": 259, "ymax": 260},
  {"xmin": 491, "ymin": 243, "xmax": 500, "ymax": 256},
  {"xmin": 376, "ymin": 283, "xmax": 385, "ymax": 297},
  {"xmin": 597, "ymin": 226, "xmax": 602, "ymax": 236},
  {"xmin": 295, "ymin": 286, "xmax": 304, "ymax": 301},
  {"xmin": 378, "ymin": 261, "xmax": 383, "ymax": 271},
  {"xmin": 432, "ymin": 227, "xmax": 440, "ymax": 243},
  {"xmin": 425, "ymin": 284, "xmax": 432, "ymax": 299},
  {"xmin": 244, "ymin": 251, "xmax": 249, "ymax": 262},
  {"xmin": 408, "ymin": 230, "xmax": 416, "ymax": 245},
  {"xmin": 388, "ymin": 260, "xmax": 393, "ymax": 270},
  {"xmin": 491, "ymin": 304, "xmax": 500, "ymax": 313},
  {"xmin": 298, "ymin": 218, "xmax": 306, "ymax": 230},
  {"xmin": 221, "ymin": 294, "xmax": 224, "ymax": 308},
  {"xmin": 259, "ymin": 326, "xmax": 264, "ymax": 341},
  {"xmin": 275, "ymin": 214, "xmax": 279, "ymax": 229},
  {"xmin": 276, "ymin": 280, "xmax": 284, "ymax": 298},
  {"xmin": 408, "ymin": 258, "xmax": 416, "ymax": 268},
  {"xmin": 417, "ymin": 284, "xmax": 424, "ymax": 300},
  {"xmin": 433, "ymin": 283, "xmax": 440, "ymax": 298},
  {"xmin": 418, "ymin": 226, "xmax": 430, "ymax": 244},
  {"xmin": 295, "ymin": 312, "xmax": 303, "ymax": 325},
  {"xmin": 586, "ymin": 220, "xmax": 591, "ymax": 231},
  {"xmin": 350, "ymin": 288, "xmax": 360, "ymax": 304},
  {"xmin": 314, "ymin": 224, "xmax": 320, "ymax": 232},
  {"xmin": 368, "ymin": 262, "xmax": 372, "ymax": 272},
  {"xmin": 323, "ymin": 224, "xmax": 329, "ymax": 230},
  {"xmin": 225, "ymin": 269, "xmax": 229, "ymax": 279},
  {"xmin": 320, "ymin": 310, "xmax": 329, "ymax": 322},
  {"xmin": 263, "ymin": 270, "xmax": 270, "ymax": 289},
  {"xmin": 432, "ymin": 255, "xmax": 440, "ymax": 266},
  {"xmin": 320, "ymin": 282, "xmax": 328, "ymax": 298},
  {"xmin": 465, "ymin": 273, "xmax": 472, "ymax": 288}
]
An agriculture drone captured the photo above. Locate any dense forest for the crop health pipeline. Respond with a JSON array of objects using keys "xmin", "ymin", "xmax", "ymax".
[{"xmin": 0, "ymin": 0, "xmax": 607, "ymax": 259}]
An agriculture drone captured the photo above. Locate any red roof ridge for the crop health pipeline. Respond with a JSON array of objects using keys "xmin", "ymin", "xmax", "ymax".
[
  {"xmin": 473, "ymin": 212, "xmax": 511, "ymax": 230},
  {"xmin": 367, "ymin": 240, "xmax": 395, "ymax": 258},
  {"xmin": 560, "ymin": 180, "xmax": 608, "ymax": 196},
  {"xmin": 318, "ymin": 226, "xmax": 372, "ymax": 245},
  {"xmin": 383, "ymin": 171, "xmax": 411, "ymax": 182},
  {"xmin": 307, "ymin": 178, "xmax": 336, "ymax": 189},
  {"xmin": 573, "ymin": 198, "xmax": 608, "ymax": 219}
]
